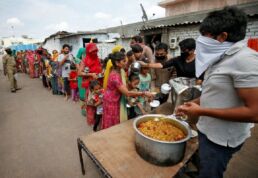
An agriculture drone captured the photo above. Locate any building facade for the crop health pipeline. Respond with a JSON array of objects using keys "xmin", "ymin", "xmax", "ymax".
[
  {"xmin": 159, "ymin": 0, "xmax": 257, "ymax": 17},
  {"xmin": 43, "ymin": 31, "xmax": 121, "ymax": 59}
]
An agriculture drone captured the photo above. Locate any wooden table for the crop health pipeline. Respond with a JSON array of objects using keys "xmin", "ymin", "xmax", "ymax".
[{"xmin": 77, "ymin": 103, "xmax": 198, "ymax": 178}]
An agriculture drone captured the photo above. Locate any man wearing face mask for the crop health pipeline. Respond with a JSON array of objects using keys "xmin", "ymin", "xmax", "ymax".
[
  {"xmin": 141, "ymin": 38, "xmax": 203, "ymax": 81},
  {"xmin": 153, "ymin": 43, "xmax": 173, "ymax": 88},
  {"xmin": 177, "ymin": 7, "xmax": 258, "ymax": 178}
]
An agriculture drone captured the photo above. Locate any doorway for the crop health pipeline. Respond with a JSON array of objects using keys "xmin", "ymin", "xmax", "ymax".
[{"xmin": 144, "ymin": 34, "xmax": 162, "ymax": 52}]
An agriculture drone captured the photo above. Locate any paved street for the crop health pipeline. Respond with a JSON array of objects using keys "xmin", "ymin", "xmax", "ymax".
[
  {"xmin": 0, "ymin": 73, "xmax": 257, "ymax": 178},
  {"xmin": 0, "ymin": 73, "xmax": 102, "ymax": 178}
]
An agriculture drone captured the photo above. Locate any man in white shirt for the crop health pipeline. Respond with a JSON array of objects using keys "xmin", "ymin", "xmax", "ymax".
[
  {"xmin": 58, "ymin": 44, "xmax": 73, "ymax": 100},
  {"xmin": 177, "ymin": 7, "xmax": 258, "ymax": 178}
]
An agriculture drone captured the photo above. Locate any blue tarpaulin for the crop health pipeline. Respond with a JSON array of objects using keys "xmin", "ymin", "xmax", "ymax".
[{"xmin": 10, "ymin": 44, "xmax": 37, "ymax": 51}]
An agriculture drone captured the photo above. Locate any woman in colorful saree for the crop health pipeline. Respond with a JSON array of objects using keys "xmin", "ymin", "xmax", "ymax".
[
  {"xmin": 101, "ymin": 52, "xmax": 153, "ymax": 129},
  {"xmin": 78, "ymin": 43, "xmax": 102, "ymax": 125},
  {"xmin": 26, "ymin": 50, "xmax": 35, "ymax": 78},
  {"xmin": 76, "ymin": 47, "xmax": 86, "ymax": 101}
]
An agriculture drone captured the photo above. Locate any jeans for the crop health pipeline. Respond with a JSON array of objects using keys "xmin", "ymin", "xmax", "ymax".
[
  {"xmin": 51, "ymin": 75, "xmax": 58, "ymax": 94},
  {"xmin": 198, "ymin": 131, "xmax": 243, "ymax": 178},
  {"xmin": 63, "ymin": 77, "xmax": 70, "ymax": 94}
]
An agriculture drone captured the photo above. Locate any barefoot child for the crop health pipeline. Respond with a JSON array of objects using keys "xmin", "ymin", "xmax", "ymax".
[
  {"xmin": 88, "ymin": 80, "xmax": 104, "ymax": 131},
  {"xmin": 69, "ymin": 63, "xmax": 79, "ymax": 102}
]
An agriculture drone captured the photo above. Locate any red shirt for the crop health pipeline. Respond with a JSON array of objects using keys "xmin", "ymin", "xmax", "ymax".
[{"xmin": 69, "ymin": 71, "xmax": 78, "ymax": 89}]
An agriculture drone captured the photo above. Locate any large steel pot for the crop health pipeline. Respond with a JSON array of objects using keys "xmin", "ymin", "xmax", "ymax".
[{"xmin": 133, "ymin": 114, "xmax": 191, "ymax": 166}]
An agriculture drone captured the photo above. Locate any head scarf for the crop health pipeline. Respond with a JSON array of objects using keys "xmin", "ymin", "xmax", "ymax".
[
  {"xmin": 26, "ymin": 50, "xmax": 35, "ymax": 64},
  {"xmin": 83, "ymin": 43, "xmax": 101, "ymax": 73},
  {"xmin": 82, "ymin": 43, "xmax": 102, "ymax": 89},
  {"xmin": 76, "ymin": 47, "xmax": 86, "ymax": 60},
  {"xmin": 111, "ymin": 45, "xmax": 124, "ymax": 54}
]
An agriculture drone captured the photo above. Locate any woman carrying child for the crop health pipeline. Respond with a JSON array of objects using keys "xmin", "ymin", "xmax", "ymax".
[{"xmin": 78, "ymin": 43, "xmax": 102, "ymax": 125}]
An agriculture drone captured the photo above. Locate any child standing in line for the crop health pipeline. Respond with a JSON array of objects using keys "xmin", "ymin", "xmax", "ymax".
[
  {"xmin": 88, "ymin": 80, "xmax": 104, "ymax": 131},
  {"xmin": 127, "ymin": 74, "xmax": 147, "ymax": 119},
  {"xmin": 69, "ymin": 63, "xmax": 79, "ymax": 102},
  {"xmin": 138, "ymin": 63, "xmax": 152, "ymax": 92},
  {"xmin": 138, "ymin": 64, "xmax": 152, "ymax": 112}
]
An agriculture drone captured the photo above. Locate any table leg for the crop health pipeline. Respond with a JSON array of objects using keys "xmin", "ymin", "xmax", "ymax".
[{"xmin": 77, "ymin": 138, "xmax": 86, "ymax": 175}]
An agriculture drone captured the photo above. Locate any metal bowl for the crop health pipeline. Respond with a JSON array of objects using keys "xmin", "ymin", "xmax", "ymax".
[
  {"xmin": 130, "ymin": 62, "xmax": 141, "ymax": 74},
  {"xmin": 133, "ymin": 114, "xmax": 191, "ymax": 166}
]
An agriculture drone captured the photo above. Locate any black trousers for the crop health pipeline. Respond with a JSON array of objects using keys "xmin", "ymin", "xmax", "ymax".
[
  {"xmin": 93, "ymin": 114, "xmax": 102, "ymax": 131},
  {"xmin": 198, "ymin": 131, "xmax": 243, "ymax": 178}
]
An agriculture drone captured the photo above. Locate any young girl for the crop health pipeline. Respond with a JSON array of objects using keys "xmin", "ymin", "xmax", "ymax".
[
  {"xmin": 69, "ymin": 63, "xmax": 79, "ymax": 102},
  {"xmin": 102, "ymin": 52, "xmax": 153, "ymax": 129},
  {"xmin": 138, "ymin": 64, "xmax": 152, "ymax": 92},
  {"xmin": 127, "ymin": 74, "xmax": 147, "ymax": 119},
  {"xmin": 138, "ymin": 65, "xmax": 152, "ymax": 113},
  {"xmin": 87, "ymin": 80, "xmax": 104, "ymax": 131}
]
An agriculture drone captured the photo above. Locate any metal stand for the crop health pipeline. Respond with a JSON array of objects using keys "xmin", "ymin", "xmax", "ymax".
[
  {"xmin": 77, "ymin": 138, "xmax": 85, "ymax": 175},
  {"xmin": 77, "ymin": 138, "xmax": 112, "ymax": 177}
]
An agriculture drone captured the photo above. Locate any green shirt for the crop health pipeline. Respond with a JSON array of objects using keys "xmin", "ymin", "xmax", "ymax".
[{"xmin": 138, "ymin": 73, "xmax": 151, "ymax": 91}]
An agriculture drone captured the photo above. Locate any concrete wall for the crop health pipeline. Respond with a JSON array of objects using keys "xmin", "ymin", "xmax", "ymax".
[
  {"xmin": 167, "ymin": 24, "xmax": 200, "ymax": 56},
  {"xmin": 43, "ymin": 38, "xmax": 61, "ymax": 54},
  {"xmin": 162, "ymin": 0, "xmax": 256, "ymax": 17},
  {"xmin": 43, "ymin": 34, "xmax": 119, "ymax": 59},
  {"xmin": 246, "ymin": 17, "xmax": 258, "ymax": 38}
]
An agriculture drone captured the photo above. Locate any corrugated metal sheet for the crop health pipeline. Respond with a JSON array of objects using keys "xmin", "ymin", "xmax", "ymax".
[{"xmin": 139, "ymin": 1, "xmax": 258, "ymax": 31}]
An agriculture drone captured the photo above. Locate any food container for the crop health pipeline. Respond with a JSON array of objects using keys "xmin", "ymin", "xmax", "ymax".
[
  {"xmin": 149, "ymin": 100, "xmax": 160, "ymax": 108},
  {"xmin": 169, "ymin": 77, "xmax": 202, "ymax": 112},
  {"xmin": 133, "ymin": 114, "xmax": 191, "ymax": 166},
  {"xmin": 130, "ymin": 62, "xmax": 141, "ymax": 74},
  {"xmin": 161, "ymin": 83, "xmax": 171, "ymax": 94}
]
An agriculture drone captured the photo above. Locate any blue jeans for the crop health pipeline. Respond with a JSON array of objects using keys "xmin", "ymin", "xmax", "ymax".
[
  {"xmin": 51, "ymin": 75, "xmax": 58, "ymax": 94},
  {"xmin": 198, "ymin": 131, "xmax": 243, "ymax": 178}
]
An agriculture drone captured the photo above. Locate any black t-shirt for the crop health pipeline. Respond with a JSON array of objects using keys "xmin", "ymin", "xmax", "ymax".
[{"xmin": 161, "ymin": 56, "xmax": 203, "ymax": 79}]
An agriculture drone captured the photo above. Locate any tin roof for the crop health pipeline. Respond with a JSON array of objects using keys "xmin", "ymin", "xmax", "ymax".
[{"xmin": 139, "ymin": 1, "xmax": 258, "ymax": 31}]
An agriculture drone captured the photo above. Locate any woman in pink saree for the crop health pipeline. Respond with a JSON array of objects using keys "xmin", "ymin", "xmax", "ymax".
[{"xmin": 26, "ymin": 50, "xmax": 35, "ymax": 78}]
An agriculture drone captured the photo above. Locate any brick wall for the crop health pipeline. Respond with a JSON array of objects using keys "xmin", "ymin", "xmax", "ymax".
[
  {"xmin": 246, "ymin": 18, "xmax": 258, "ymax": 38},
  {"xmin": 167, "ymin": 24, "xmax": 200, "ymax": 56}
]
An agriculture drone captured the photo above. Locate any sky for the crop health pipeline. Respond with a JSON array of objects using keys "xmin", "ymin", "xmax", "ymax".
[{"xmin": 0, "ymin": 0, "xmax": 165, "ymax": 40}]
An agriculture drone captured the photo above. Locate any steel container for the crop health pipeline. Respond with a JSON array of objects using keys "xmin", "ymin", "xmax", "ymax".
[
  {"xmin": 169, "ymin": 77, "xmax": 202, "ymax": 112},
  {"xmin": 133, "ymin": 114, "xmax": 191, "ymax": 166},
  {"xmin": 130, "ymin": 62, "xmax": 141, "ymax": 74}
]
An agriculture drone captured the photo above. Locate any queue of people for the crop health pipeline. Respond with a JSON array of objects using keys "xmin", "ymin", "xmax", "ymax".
[{"xmin": 1, "ymin": 34, "xmax": 218, "ymax": 132}]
